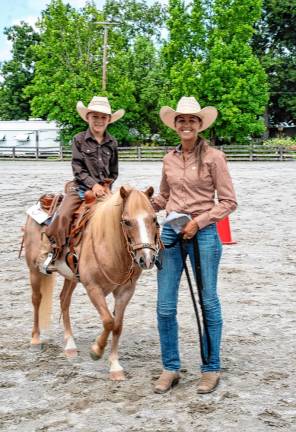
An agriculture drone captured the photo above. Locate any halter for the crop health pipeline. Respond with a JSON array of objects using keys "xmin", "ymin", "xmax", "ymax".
[
  {"xmin": 120, "ymin": 219, "xmax": 163, "ymax": 262},
  {"xmin": 91, "ymin": 205, "xmax": 163, "ymax": 287}
]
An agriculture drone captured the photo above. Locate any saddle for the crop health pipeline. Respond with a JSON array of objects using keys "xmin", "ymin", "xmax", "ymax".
[{"xmin": 39, "ymin": 180, "xmax": 112, "ymax": 276}]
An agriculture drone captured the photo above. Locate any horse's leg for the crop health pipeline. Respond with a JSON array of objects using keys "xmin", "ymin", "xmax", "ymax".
[
  {"xmin": 31, "ymin": 270, "xmax": 42, "ymax": 347},
  {"xmin": 60, "ymin": 279, "xmax": 78, "ymax": 358},
  {"xmin": 86, "ymin": 286, "xmax": 114, "ymax": 360},
  {"xmin": 30, "ymin": 270, "xmax": 55, "ymax": 350},
  {"xmin": 109, "ymin": 285, "xmax": 136, "ymax": 381}
]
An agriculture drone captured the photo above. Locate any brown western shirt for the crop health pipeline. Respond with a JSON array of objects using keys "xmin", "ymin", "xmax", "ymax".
[
  {"xmin": 71, "ymin": 128, "xmax": 118, "ymax": 190},
  {"xmin": 152, "ymin": 143, "xmax": 237, "ymax": 229}
]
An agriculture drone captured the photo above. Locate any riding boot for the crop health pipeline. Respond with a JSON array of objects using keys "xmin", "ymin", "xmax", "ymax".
[{"xmin": 37, "ymin": 232, "xmax": 54, "ymax": 274}]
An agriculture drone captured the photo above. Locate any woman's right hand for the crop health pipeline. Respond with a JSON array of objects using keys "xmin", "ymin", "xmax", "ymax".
[{"xmin": 182, "ymin": 219, "xmax": 199, "ymax": 239}]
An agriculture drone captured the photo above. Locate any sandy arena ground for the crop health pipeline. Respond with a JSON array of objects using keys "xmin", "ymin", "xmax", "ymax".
[{"xmin": 0, "ymin": 160, "xmax": 295, "ymax": 432}]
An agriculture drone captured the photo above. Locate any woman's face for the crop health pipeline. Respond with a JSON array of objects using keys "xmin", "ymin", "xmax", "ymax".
[
  {"xmin": 175, "ymin": 114, "xmax": 201, "ymax": 141},
  {"xmin": 87, "ymin": 112, "xmax": 111, "ymax": 135}
]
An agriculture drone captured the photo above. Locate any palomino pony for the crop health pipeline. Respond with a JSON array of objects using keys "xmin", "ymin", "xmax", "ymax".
[{"xmin": 24, "ymin": 186, "xmax": 161, "ymax": 380}]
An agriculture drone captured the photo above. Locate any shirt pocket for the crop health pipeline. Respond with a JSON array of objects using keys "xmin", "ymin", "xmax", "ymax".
[
  {"xmin": 102, "ymin": 147, "xmax": 112, "ymax": 165},
  {"xmin": 81, "ymin": 146, "xmax": 98, "ymax": 170}
]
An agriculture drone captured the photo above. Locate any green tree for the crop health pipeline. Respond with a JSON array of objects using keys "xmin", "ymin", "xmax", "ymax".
[
  {"xmin": 25, "ymin": 0, "xmax": 108, "ymax": 142},
  {"xmin": 0, "ymin": 22, "xmax": 40, "ymax": 120},
  {"xmin": 253, "ymin": 0, "xmax": 296, "ymax": 125},
  {"xmin": 103, "ymin": 0, "xmax": 166, "ymax": 142},
  {"xmin": 200, "ymin": 0, "xmax": 269, "ymax": 144},
  {"xmin": 26, "ymin": 0, "xmax": 166, "ymax": 144},
  {"xmin": 158, "ymin": 0, "xmax": 206, "ymax": 144}
]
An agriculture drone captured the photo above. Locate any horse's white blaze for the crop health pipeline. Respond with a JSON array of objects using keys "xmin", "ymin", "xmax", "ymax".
[
  {"xmin": 109, "ymin": 359, "xmax": 123, "ymax": 372},
  {"xmin": 137, "ymin": 214, "xmax": 150, "ymax": 244},
  {"xmin": 65, "ymin": 336, "xmax": 77, "ymax": 351}
]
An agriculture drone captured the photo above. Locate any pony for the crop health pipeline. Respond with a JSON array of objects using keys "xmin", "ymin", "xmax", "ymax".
[{"xmin": 24, "ymin": 186, "xmax": 161, "ymax": 380}]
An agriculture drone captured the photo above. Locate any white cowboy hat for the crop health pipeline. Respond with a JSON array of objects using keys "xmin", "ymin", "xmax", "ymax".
[
  {"xmin": 160, "ymin": 96, "xmax": 218, "ymax": 132},
  {"xmin": 76, "ymin": 96, "xmax": 125, "ymax": 123}
]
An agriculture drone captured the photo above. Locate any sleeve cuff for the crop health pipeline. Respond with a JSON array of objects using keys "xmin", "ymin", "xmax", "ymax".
[{"xmin": 194, "ymin": 212, "xmax": 210, "ymax": 230}]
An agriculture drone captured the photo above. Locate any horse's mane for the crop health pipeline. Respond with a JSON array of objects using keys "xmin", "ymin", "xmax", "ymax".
[{"xmin": 89, "ymin": 188, "xmax": 153, "ymax": 269}]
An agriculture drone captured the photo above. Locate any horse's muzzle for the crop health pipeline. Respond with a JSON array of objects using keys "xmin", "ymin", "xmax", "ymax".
[{"xmin": 136, "ymin": 250, "xmax": 156, "ymax": 270}]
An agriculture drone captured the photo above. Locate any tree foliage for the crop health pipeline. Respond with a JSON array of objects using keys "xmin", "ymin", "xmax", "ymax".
[
  {"xmin": 159, "ymin": 0, "xmax": 268, "ymax": 144},
  {"xmin": 0, "ymin": 23, "xmax": 40, "ymax": 120},
  {"xmin": 200, "ymin": 0, "xmax": 269, "ymax": 143},
  {"xmin": 253, "ymin": 0, "xmax": 296, "ymax": 125},
  {"xmin": 25, "ymin": 0, "xmax": 166, "ymax": 143},
  {"xmin": 0, "ymin": 0, "xmax": 285, "ymax": 145}
]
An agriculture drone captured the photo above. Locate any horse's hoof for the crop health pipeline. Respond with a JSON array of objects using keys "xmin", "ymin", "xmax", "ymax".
[
  {"xmin": 30, "ymin": 343, "xmax": 47, "ymax": 352},
  {"xmin": 89, "ymin": 349, "xmax": 101, "ymax": 361},
  {"xmin": 109, "ymin": 370, "xmax": 126, "ymax": 381},
  {"xmin": 89, "ymin": 343, "xmax": 103, "ymax": 360},
  {"xmin": 65, "ymin": 348, "xmax": 78, "ymax": 358}
]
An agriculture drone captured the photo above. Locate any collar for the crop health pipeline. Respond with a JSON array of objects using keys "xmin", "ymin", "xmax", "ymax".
[
  {"xmin": 173, "ymin": 143, "xmax": 195, "ymax": 154},
  {"xmin": 85, "ymin": 128, "xmax": 113, "ymax": 145},
  {"xmin": 173, "ymin": 137, "xmax": 203, "ymax": 154}
]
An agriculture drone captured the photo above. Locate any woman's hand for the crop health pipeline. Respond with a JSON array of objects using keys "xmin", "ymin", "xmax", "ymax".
[
  {"xmin": 92, "ymin": 183, "xmax": 106, "ymax": 198},
  {"xmin": 182, "ymin": 219, "xmax": 199, "ymax": 239}
]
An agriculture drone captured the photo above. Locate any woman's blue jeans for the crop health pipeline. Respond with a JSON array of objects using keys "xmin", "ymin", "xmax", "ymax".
[{"xmin": 157, "ymin": 223, "xmax": 223, "ymax": 373}]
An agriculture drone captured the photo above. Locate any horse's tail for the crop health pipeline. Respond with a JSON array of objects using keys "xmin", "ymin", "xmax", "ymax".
[{"xmin": 39, "ymin": 273, "xmax": 56, "ymax": 330}]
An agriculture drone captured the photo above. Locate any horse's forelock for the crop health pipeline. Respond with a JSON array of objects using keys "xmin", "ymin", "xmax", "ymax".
[{"xmin": 125, "ymin": 190, "xmax": 153, "ymax": 217}]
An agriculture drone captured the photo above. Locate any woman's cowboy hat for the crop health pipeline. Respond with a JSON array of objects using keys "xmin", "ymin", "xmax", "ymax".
[
  {"xmin": 76, "ymin": 96, "xmax": 125, "ymax": 123},
  {"xmin": 160, "ymin": 96, "xmax": 218, "ymax": 132}
]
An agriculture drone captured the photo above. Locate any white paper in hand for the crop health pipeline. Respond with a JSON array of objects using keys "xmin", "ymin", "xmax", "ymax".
[{"xmin": 164, "ymin": 211, "xmax": 192, "ymax": 234}]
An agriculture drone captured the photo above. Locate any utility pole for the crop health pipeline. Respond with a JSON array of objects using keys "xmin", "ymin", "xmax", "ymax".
[{"xmin": 95, "ymin": 21, "xmax": 118, "ymax": 91}]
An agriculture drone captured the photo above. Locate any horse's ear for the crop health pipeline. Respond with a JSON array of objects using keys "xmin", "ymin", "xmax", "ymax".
[
  {"xmin": 120, "ymin": 186, "xmax": 132, "ymax": 199},
  {"xmin": 144, "ymin": 186, "xmax": 154, "ymax": 198}
]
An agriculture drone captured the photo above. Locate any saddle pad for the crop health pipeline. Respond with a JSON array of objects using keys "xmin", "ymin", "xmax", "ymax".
[{"xmin": 26, "ymin": 202, "xmax": 50, "ymax": 224}]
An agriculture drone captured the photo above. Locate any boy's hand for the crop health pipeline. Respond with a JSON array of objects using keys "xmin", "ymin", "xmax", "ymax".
[{"xmin": 92, "ymin": 183, "xmax": 106, "ymax": 198}]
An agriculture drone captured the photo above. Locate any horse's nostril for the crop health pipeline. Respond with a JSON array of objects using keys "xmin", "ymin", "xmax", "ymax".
[
  {"xmin": 139, "ymin": 256, "xmax": 145, "ymax": 265},
  {"xmin": 152, "ymin": 255, "xmax": 156, "ymax": 263}
]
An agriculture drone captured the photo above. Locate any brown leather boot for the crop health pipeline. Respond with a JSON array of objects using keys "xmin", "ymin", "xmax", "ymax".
[
  {"xmin": 197, "ymin": 371, "xmax": 221, "ymax": 394},
  {"xmin": 153, "ymin": 370, "xmax": 180, "ymax": 394},
  {"xmin": 37, "ymin": 232, "xmax": 54, "ymax": 274}
]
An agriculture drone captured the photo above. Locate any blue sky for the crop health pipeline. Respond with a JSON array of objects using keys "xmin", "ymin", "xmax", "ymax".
[{"xmin": 0, "ymin": 0, "xmax": 167, "ymax": 62}]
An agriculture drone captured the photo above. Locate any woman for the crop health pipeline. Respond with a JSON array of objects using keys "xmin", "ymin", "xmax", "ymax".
[
  {"xmin": 37, "ymin": 96, "xmax": 125, "ymax": 274},
  {"xmin": 152, "ymin": 96, "xmax": 237, "ymax": 394}
]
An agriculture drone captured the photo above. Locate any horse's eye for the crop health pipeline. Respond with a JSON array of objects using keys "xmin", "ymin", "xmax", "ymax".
[{"xmin": 122, "ymin": 219, "xmax": 132, "ymax": 227}]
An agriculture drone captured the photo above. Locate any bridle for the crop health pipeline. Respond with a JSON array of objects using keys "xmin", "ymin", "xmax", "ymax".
[
  {"xmin": 120, "ymin": 218, "xmax": 163, "ymax": 262},
  {"xmin": 91, "ymin": 207, "xmax": 163, "ymax": 287}
]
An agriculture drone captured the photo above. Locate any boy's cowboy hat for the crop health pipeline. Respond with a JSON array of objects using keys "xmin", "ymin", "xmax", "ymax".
[
  {"xmin": 76, "ymin": 96, "xmax": 125, "ymax": 123},
  {"xmin": 160, "ymin": 96, "xmax": 218, "ymax": 132}
]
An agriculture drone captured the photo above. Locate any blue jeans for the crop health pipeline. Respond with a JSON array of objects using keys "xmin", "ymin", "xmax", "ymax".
[{"xmin": 157, "ymin": 223, "xmax": 223, "ymax": 373}]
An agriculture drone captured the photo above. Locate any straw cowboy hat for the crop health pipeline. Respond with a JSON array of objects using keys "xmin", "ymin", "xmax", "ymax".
[
  {"xmin": 76, "ymin": 96, "xmax": 125, "ymax": 123},
  {"xmin": 160, "ymin": 96, "xmax": 218, "ymax": 132}
]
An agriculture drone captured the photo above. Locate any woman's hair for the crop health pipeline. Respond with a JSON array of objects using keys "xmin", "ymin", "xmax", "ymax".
[{"xmin": 195, "ymin": 135, "xmax": 208, "ymax": 174}]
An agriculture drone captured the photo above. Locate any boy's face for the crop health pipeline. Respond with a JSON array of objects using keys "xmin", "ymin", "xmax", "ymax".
[{"xmin": 87, "ymin": 112, "xmax": 111, "ymax": 135}]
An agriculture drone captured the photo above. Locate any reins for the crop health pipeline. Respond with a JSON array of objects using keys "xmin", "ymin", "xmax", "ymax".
[
  {"xmin": 90, "ymin": 199, "xmax": 163, "ymax": 287},
  {"xmin": 91, "ymin": 230, "xmax": 135, "ymax": 286},
  {"xmin": 164, "ymin": 234, "xmax": 211, "ymax": 365}
]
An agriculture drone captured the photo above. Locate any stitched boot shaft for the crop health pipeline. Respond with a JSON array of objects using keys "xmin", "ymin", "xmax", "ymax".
[
  {"xmin": 197, "ymin": 371, "xmax": 220, "ymax": 394},
  {"xmin": 153, "ymin": 370, "xmax": 180, "ymax": 394}
]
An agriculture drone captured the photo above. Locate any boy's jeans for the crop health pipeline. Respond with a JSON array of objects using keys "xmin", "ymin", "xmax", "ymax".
[{"xmin": 157, "ymin": 223, "xmax": 223, "ymax": 372}]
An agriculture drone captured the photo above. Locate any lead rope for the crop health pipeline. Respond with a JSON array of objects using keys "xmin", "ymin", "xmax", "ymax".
[
  {"xmin": 91, "ymin": 230, "xmax": 135, "ymax": 287},
  {"xmin": 165, "ymin": 234, "xmax": 210, "ymax": 365}
]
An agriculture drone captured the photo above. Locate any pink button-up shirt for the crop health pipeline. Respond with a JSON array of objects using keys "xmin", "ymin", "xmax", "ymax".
[{"xmin": 152, "ymin": 143, "xmax": 237, "ymax": 229}]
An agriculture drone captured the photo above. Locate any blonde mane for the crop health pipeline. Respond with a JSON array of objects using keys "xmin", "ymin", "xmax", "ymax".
[{"xmin": 89, "ymin": 188, "xmax": 153, "ymax": 269}]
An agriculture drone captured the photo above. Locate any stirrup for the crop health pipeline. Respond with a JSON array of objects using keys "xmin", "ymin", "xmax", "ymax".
[{"xmin": 39, "ymin": 253, "xmax": 54, "ymax": 275}]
